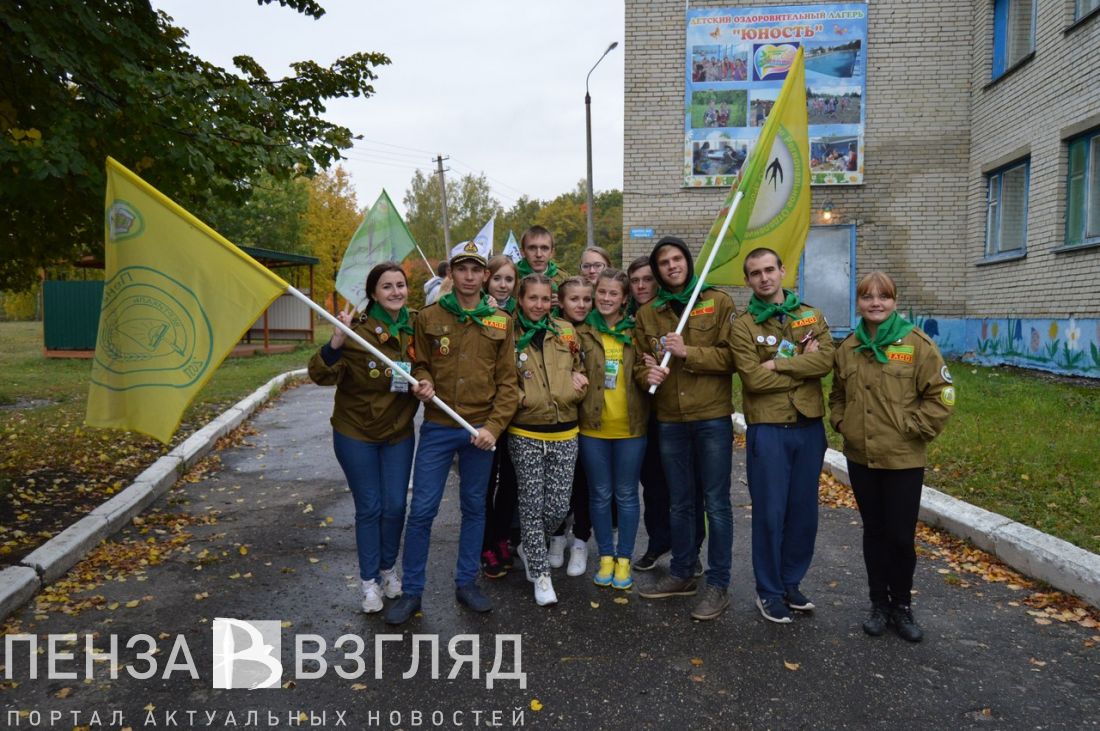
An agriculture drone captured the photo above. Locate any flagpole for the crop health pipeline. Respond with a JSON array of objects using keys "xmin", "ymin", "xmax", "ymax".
[
  {"xmin": 285, "ymin": 285, "xmax": 483, "ymax": 441},
  {"xmin": 412, "ymin": 242, "xmax": 435, "ymax": 276},
  {"xmin": 648, "ymin": 190, "xmax": 744, "ymax": 395}
]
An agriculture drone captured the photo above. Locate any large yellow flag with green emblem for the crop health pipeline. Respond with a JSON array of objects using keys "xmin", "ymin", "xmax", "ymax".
[
  {"xmin": 698, "ymin": 46, "xmax": 809, "ymax": 287},
  {"xmin": 86, "ymin": 158, "xmax": 288, "ymax": 443}
]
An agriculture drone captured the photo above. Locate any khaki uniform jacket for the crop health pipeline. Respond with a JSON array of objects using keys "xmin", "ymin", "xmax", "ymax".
[
  {"xmin": 829, "ymin": 327, "xmax": 955, "ymax": 469},
  {"xmin": 632, "ymin": 288, "xmax": 737, "ymax": 422},
  {"xmin": 731, "ymin": 304, "xmax": 834, "ymax": 424},
  {"xmin": 512, "ymin": 318, "xmax": 587, "ymax": 426},
  {"xmin": 577, "ymin": 323, "xmax": 649, "ymax": 436},
  {"xmin": 412, "ymin": 303, "xmax": 520, "ymax": 439},
  {"xmin": 308, "ymin": 312, "xmax": 419, "ymax": 444}
]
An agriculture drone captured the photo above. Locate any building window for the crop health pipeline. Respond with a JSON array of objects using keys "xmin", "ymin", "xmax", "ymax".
[
  {"xmin": 1079, "ymin": 0, "xmax": 1100, "ymax": 21},
  {"xmin": 1067, "ymin": 130, "xmax": 1100, "ymax": 247},
  {"xmin": 985, "ymin": 160, "xmax": 1029, "ymax": 257},
  {"xmin": 992, "ymin": 0, "xmax": 1036, "ymax": 78}
]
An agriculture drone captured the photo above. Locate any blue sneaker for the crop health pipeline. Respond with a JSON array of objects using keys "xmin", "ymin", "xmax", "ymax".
[
  {"xmin": 383, "ymin": 594, "xmax": 421, "ymax": 625},
  {"xmin": 756, "ymin": 595, "xmax": 793, "ymax": 624},
  {"xmin": 784, "ymin": 587, "xmax": 815, "ymax": 612},
  {"xmin": 455, "ymin": 583, "xmax": 492, "ymax": 613}
]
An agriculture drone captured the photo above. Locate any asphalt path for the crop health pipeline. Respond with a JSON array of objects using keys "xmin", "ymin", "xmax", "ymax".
[{"xmin": 3, "ymin": 383, "xmax": 1098, "ymax": 730}]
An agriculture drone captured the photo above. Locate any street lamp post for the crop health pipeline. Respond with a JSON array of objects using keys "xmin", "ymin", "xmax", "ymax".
[{"xmin": 586, "ymin": 41, "xmax": 618, "ymax": 248}]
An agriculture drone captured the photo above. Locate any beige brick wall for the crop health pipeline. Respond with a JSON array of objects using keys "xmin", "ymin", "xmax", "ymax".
[
  {"xmin": 624, "ymin": 0, "xmax": 1100, "ymax": 320},
  {"xmin": 966, "ymin": 0, "xmax": 1100, "ymax": 318}
]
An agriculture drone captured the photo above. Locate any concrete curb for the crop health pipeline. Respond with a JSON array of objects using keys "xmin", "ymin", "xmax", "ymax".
[
  {"xmin": 1, "ymin": 368, "xmax": 307, "ymax": 619},
  {"xmin": 731, "ymin": 413, "xmax": 1100, "ymax": 608}
]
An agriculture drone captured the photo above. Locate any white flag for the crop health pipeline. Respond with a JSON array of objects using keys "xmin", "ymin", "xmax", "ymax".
[{"xmin": 502, "ymin": 230, "xmax": 522, "ymax": 262}]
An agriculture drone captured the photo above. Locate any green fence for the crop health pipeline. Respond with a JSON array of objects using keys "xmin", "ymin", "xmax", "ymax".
[{"xmin": 43, "ymin": 280, "xmax": 104, "ymax": 350}]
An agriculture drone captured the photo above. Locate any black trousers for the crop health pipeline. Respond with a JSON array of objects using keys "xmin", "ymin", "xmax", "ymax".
[
  {"xmin": 847, "ymin": 460, "xmax": 924, "ymax": 607},
  {"xmin": 483, "ymin": 432, "xmax": 519, "ymax": 551}
]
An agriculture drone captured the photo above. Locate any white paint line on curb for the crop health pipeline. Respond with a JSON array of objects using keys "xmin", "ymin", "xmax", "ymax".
[
  {"xmin": 0, "ymin": 369, "xmax": 308, "ymax": 620},
  {"xmin": 731, "ymin": 413, "xmax": 1100, "ymax": 608}
]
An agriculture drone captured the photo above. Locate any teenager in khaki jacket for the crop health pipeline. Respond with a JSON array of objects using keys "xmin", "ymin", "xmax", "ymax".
[
  {"xmin": 510, "ymin": 273, "xmax": 588, "ymax": 606},
  {"xmin": 830, "ymin": 271, "xmax": 954, "ymax": 643}
]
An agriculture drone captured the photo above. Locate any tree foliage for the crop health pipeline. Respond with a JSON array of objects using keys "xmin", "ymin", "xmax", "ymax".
[
  {"xmin": 205, "ymin": 172, "xmax": 310, "ymax": 255},
  {"xmin": 303, "ymin": 167, "xmax": 360, "ymax": 314},
  {"xmin": 0, "ymin": 0, "xmax": 390, "ymax": 289},
  {"xmin": 402, "ymin": 169, "xmax": 503, "ymax": 261}
]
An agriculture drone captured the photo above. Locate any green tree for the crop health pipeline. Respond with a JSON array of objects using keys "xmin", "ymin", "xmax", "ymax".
[
  {"xmin": 498, "ymin": 195, "xmax": 544, "ymax": 244},
  {"xmin": 0, "ymin": 0, "xmax": 389, "ymax": 290},
  {"xmin": 303, "ymin": 167, "xmax": 360, "ymax": 314},
  {"xmin": 402, "ymin": 169, "xmax": 503, "ymax": 260},
  {"xmin": 204, "ymin": 172, "xmax": 310, "ymax": 255}
]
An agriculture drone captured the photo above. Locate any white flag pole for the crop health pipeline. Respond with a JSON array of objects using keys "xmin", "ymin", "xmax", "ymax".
[
  {"xmin": 286, "ymin": 285, "xmax": 482, "ymax": 440},
  {"xmin": 412, "ymin": 242, "xmax": 435, "ymax": 276},
  {"xmin": 648, "ymin": 190, "xmax": 744, "ymax": 395}
]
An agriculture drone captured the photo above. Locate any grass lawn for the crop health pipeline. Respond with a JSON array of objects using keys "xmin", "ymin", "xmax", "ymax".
[
  {"xmin": 0, "ymin": 320, "xmax": 319, "ymax": 564},
  {"xmin": 733, "ymin": 363, "xmax": 1100, "ymax": 554}
]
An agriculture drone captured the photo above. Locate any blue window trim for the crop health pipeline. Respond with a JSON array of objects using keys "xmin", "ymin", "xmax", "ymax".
[
  {"xmin": 1065, "ymin": 128, "xmax": 1100, "ymax": 248},
  {"xmin": 992, "ymin": 0, "xmax": 1036, "ymax": 79},
  {"xmin": 983, "ymin": 159, "xmax": 1030, "ymax": 261},
  {"xmin": 796, "ymin": 223, "xmax": 857, "ymax": 336}
]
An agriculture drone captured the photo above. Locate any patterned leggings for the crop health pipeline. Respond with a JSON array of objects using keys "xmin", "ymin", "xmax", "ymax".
[{"xmin": 508, "ymin": 434, "xmax": 578, "ymax": 577}]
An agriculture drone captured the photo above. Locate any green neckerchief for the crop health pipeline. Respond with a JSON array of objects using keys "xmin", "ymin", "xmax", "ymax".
[
  {"xmin": 515, "ymin": 311, "xmax": 560, "ymax": 352},
  {"xmin": 497, "ymin": 297, "xmax": 516, "ymax": 315},
  {"xmin": 855, "ymin": 311, "xmax": 915, "ymax": 363},
  {"xmin": 368, "ymin": 302, "xmax": 414, "ymax": 338},
  {"xmin": 437, "ymin": 292, "xmax": 497, "ymax": 328},
  {"xmin": 653, "ymin": 274, "xmax": 707, "ymax": 308},
  {"xmin": 747, "ymin": 289, "xmax": 802, "ymax": 324},
  {"xmin": 585, "ymin": 308, "xmax": 634, "ymax": 345},
  {"xmin": 516, "ymin": 258, "xmax": 559, "ymax": 280}
]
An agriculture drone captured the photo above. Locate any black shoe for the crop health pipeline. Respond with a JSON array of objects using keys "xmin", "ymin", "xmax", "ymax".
[
  {"xmin": 455, "ymin": 583, "xmax": 493, "ymax": 613},
  {"xmin": 481, "ymin": 549, "xmax": 506, "ymax": 579},
  {"xmin": 890, "ymin": 605, "xmax": 924, "ymax": 643},
  {"xmin": 784, "ymin": 587, "xmax": 815, "ymax": 612},
  {"xmin": 633, "ymin": 549, "xmax": 667, "ymax": 572},
  {"xmin": 384, "ymin": 594, "xmax": 421, "ymax": 625},
  {"xmin": 862, "ymin": 603, "xmax": 890, "ymax": 636}
]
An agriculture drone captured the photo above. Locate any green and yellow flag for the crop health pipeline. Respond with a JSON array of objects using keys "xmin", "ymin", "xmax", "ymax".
[
  {"xmin": 698, "ymin": 46, "xmax": 810, "ymax": 287},
  {"xmin": 86, "ymin": 157, "xmax": 288, "ymax": 443},
  {"xmin": 335, "ymin": 189, "xmax": 418, "ymax": 309}
]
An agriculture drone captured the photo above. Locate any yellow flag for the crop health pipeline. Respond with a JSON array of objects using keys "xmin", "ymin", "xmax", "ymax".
[
  {"xmin": 86, "ymin": 158, "xmax": 288, "ymax": 443},
  {"xmin": 698, "ymin": 46, "xmax": 810, "ymax": 287}
]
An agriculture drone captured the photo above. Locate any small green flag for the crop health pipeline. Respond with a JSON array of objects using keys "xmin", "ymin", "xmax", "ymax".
[{"xmin": 336, "ymin": 190, "xmax": 418, "ymax": 308}]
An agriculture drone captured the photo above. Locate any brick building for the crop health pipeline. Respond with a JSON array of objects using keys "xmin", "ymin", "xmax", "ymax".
[{"xmin": 623, "ymin": 0, "xmax": 1100, "ymax": 375}]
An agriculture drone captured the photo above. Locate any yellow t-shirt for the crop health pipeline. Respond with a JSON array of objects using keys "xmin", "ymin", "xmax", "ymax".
[{"xmin": 580, "ymin": 334, "xmax": 635, "ymax": 439}]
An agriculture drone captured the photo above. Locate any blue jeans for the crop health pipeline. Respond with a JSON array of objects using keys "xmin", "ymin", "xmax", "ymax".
[
  {"xmin": 579, "ymin": 435, "xmax": 646, "ymax": 559},
  {"xmin": 657, "ymin": 417, "xmax": 733, "ymax": 589},
  {"xmin": 402, "ymin": 421, "xmax": 494, "ymax": 596},
  {"xmin": 746, "ymin": 421, "xmax": 826, "ymax": 601},
  {"xmin": 332, "ymin": 430, "xmax": 413, "ymax": 583}
]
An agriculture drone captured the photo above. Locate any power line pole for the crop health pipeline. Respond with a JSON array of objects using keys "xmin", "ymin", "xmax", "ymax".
[{"xmin": 435, "ymin": 154, "xmax": 451, "ymax": 255}]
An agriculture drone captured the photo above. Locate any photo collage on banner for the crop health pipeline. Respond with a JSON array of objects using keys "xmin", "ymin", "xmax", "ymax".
[{"xmin": 684, "ymin": 3, "xmax": 868, "ymax": 187}]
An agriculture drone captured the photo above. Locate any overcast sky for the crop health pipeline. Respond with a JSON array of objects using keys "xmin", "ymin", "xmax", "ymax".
[{"xmin": 154, "ymin": 0, "xmax": 626, "ymax": 216}]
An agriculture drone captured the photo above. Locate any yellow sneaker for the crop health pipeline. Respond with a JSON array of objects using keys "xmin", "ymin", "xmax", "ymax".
[
  {"xmin": 593, "ymin": 556, "xmax": 614, "ymax": 586},
  {"xmin": 612, "ymin": 557, "xmax": 633, "ymax": 590}
]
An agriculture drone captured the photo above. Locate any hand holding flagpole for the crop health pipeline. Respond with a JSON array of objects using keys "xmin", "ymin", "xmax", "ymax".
[
  {"xmin": 286, "ymin": 285, "xmax": 484, "ymax": 442},
  {"xmin": 648, "ymin": 191, "xmax": 743, "ymax": 395}
]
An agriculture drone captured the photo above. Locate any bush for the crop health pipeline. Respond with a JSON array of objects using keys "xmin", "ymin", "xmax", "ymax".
[{"xmin": 2, "ymin": 287, "xmax": 39, "ymax": 320}]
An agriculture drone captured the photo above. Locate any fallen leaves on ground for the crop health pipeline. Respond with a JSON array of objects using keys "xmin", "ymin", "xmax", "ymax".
[{"xmin": 783, "ymin": 661, "xmax": 801, "ymax": 671}]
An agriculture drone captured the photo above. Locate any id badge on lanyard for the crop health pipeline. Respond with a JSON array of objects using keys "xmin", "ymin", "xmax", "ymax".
[
  {"xmin": 604, "ymin": 359, "xmax": 620, "ymax": 390},
  {"xmin": 390, "ymin": 361, "xmax": 411, "ymax": 393}
]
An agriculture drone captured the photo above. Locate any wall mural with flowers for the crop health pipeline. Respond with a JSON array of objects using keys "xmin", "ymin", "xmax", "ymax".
[{"xmin": 904, "ymin": 313, "xmax": 1100, "ymax": 377}]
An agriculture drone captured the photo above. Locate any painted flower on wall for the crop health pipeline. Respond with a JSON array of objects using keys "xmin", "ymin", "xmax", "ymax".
[
  {"xmin": 1012, "ymin": 319, "xmax": 1022, "ymax": 343},
  {"xmin": 924, "ymin": 318, "xmax": 939, "ymax": 338},
  {"xmin": 1030, "ymin": 327, "xmax": 1041, "ymax": 353},
  {"xmin": 1066, "ymin": 318, "xmax": 1081, "ymax": 351},
  {"xmin": 1049, "ymin": 321, "xmax": 1059, "ymax": 339},
  {"xmin": 981, "ymin": 320, "xmax": 988, "ymax": 339},
  {"xmin": 992, "ymin": 322, "xmax": 999, "ymax": 338}
]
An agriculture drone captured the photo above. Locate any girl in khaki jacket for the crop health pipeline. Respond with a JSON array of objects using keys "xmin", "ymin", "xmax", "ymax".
[
  {"xmin": 577, "ymin": 269, "xmax": 650, "ymax": 591},
  {"xmin": 830, "ymin": 271, "xmax": 955, "ymax": 644},
  {"xmin": 510, "ymin": 274, "xmax": 588, "ymax": 606}
]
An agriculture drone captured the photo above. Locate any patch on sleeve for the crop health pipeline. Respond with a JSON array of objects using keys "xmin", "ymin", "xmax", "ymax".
[
  {"xmin": 690, "ymin": 298, "xmax": 715, "ymax": 317},
  {"xmin": 940, "ymin": 386, "xmax": 956, "ymax": 406},
  {"xmin": 940, "ymin": 365, "xmax": 952, "ymax": 383},
  {"xmin": 791, "ymin": 311, "xmax": 818, "ymax": 328}
]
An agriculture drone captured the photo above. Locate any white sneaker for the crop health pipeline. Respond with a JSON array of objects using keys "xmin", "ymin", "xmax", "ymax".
[
  {"xmin": 516, "ymin": 543, "xmax": 534, "ymax": 582},
  {"xmin": 361, "ymin": 580, "xmax": 383, "ymax": 613},
  {"xmin": 534, "ymin": 573, "xmax": 558, "ymax": 606},
  {"xmin": 548, "ymin": 535, "xmax": 567, "ymax": 569},
  {"xmin": 379, "ymin": 568, "xmax": 402, "ymax": 599},
  {"xmin": 566, "ymin": 537, "xmax": 588, "ymax": 577}
]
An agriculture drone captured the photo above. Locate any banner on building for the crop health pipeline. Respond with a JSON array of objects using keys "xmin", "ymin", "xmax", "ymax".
[{"xmin": 684, "ymin": 3, "xmax": 867, "ymax": 188}]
